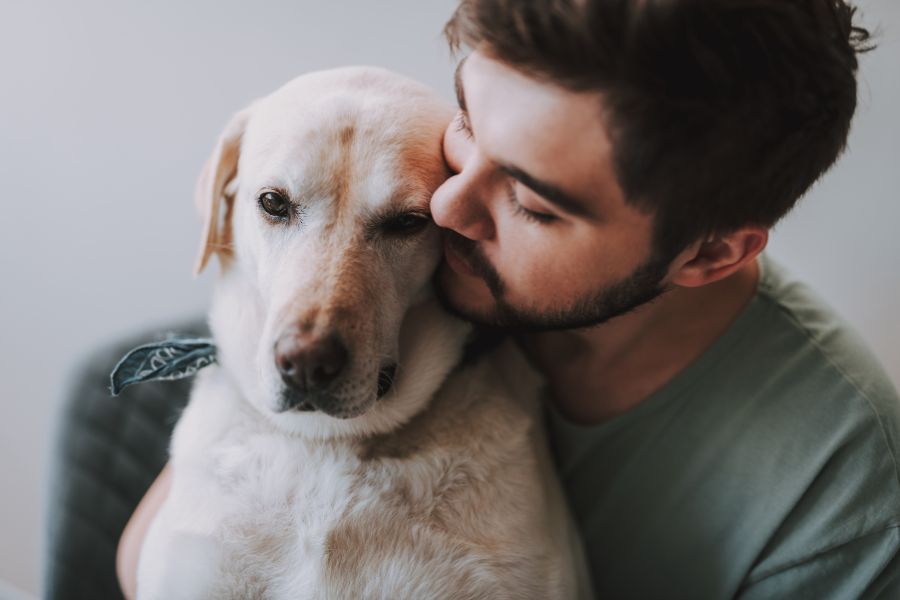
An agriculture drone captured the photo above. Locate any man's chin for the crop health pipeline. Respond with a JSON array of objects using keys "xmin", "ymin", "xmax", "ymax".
[
  {"xmin": 433, "ymin": 262, "xmax": 556, "ymax": 333},
  {"xmin": 434, "ymin": 258, "xmax": 672, "ymax": 334}
]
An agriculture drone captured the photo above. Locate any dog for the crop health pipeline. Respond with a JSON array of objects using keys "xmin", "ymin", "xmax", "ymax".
[{"xmin": 136, "ymin": 67, "xmax": 592, "ymax": 599}]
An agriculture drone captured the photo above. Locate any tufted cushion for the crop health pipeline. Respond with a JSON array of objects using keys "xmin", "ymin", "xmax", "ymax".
[{"xmin": 44, "ymin": 318, "xmax": 208, "ymax": 600}]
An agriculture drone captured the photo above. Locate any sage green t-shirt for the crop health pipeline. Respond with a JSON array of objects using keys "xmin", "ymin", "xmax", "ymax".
[{"xmin": 546, "ymin": 255, "xmax": 900, "ymax": 599}]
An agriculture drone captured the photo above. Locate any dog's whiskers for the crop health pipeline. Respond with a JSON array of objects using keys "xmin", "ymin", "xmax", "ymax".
[{"xmin": 207, "ymin": 242, "xmax": 235, "ymax": 251}]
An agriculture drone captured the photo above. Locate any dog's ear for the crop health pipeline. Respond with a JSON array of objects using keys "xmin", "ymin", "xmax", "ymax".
[{"xmin": 193, "ymin": 105, "xmax": 255, "ymax": 276}]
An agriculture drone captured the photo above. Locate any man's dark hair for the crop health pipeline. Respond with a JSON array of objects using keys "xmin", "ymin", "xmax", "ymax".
[{"xmin": 445, "ymin": 0, "xmax": 874, "ymax": 259}]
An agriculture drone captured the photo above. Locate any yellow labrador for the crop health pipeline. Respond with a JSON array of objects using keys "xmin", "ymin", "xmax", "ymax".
[{"xmin": 136, "ymin": 67, "xmax": 591, "ymax": 599}]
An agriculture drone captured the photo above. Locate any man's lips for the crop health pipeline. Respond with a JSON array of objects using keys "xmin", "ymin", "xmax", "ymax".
[
  {"xmin": 442, "ymin": 236, "xmax": 478, "ymax": 277},
  {"xmin": 440, "ymin": 230, "xmax": 506, "ymax": 298}
]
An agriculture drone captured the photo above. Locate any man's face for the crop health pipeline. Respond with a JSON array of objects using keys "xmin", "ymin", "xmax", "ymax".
[{"xmin": 430, "ymin": 50, "xmax": 672, "ymax": 331}]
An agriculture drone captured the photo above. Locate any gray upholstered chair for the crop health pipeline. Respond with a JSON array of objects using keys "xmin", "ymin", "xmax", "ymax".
[{"xmin": 44, "ymin": 318, "xmax": 208, "ymax": 600}]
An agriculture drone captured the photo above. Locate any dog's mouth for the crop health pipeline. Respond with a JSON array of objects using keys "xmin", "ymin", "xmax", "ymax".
[
  {"xmin": 278, "ymin": 363, "xmax": 398, "ymax": 416},
  {"xmin": 377, "ymin": 364, "xmax": 397, "ymax": 398},
  {"xmin": 289, "ymin": 398, "xmax": 316, "ymax": 412}
]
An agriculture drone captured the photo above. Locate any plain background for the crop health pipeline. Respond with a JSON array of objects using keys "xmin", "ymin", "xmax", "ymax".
[{"xmin": 0, "ymin": 0, "xmax": 897, "ymax": 596}]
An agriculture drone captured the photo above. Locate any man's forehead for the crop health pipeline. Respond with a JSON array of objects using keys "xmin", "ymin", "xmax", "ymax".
[{"xmin": 455, "ymin": 51, "xmax": 626, "ymax": 220}]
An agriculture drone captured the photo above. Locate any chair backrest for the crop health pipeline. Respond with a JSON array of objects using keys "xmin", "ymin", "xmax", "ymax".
[{"xmin": 43, "ymin": 318, "xmax": 206, "ymax": 599}]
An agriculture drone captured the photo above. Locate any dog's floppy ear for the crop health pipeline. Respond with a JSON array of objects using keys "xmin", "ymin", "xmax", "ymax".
[{"xmin": 193, "ymin": 105, "xmax": 255, "ymax": 276}]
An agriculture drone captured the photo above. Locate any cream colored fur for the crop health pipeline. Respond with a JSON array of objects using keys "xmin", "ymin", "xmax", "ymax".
[{"xmin": 136, "ymin": 67, "xmax": 592, "ymax": 599}]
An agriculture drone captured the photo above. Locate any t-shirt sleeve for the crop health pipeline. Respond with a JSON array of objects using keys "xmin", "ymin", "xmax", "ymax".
[{"xmin": 736, "ymin": 526, "xmax": 900, "ymax": 600}]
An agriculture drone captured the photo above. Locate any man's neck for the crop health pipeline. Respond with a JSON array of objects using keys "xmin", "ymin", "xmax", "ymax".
[{"xmin": 518, "ymin": 258, "xmax": 761, "ymax": 425}]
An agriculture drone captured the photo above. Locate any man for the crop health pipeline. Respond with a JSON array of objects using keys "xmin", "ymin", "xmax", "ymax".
[
  {"xmin": 119, "ymin": 0, "xmax": 899, "ymax": 597},
  {"xmin": 429, "ymin": 0, "xmax": 899, "ymax": 598}
]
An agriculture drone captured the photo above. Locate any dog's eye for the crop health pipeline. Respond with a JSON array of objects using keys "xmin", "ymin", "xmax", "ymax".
[
  {"xmin": 258, "ymin": 191, "xmax": 291, "ymax": 220},
  {"xmin": 381, "ymin": 212, "xmax": 430, "ymax": 236}
]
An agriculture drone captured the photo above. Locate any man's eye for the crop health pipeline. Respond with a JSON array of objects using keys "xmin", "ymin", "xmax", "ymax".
[
  {"xmin": 506, "ymin": 184, "xmax": 557, "ymax": 225},
  {"xmin": 258, "ymin": 191, "xmax": 291, "ymax": 219},
  {"xmin": 381, "ymin": 212, "xmax": 430, "ymax": 236}
]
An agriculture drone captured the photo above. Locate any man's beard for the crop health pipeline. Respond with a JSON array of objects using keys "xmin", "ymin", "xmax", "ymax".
[{"xmin": 435, "ymin": 230, "xmax": 673, "ymax": 333}]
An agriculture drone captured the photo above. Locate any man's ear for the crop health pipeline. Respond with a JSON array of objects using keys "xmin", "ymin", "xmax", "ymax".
[
  {"xmin": 193, "ymin": 105, "xmax": 256, "ymax": 276},
  {"xmin": 670, "ymin": 226, "xmax": 768, "ymax": 288}
]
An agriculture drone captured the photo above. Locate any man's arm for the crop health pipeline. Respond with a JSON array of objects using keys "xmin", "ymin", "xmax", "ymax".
[{"xmin": 116, "ymin": 461, "xmax": 173, "ymax": 600}]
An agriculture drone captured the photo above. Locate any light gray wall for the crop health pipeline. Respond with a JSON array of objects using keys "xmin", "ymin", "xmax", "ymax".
[{"xmin": 0, "ymin": 0, "xmax": 896, "ymax": 595}]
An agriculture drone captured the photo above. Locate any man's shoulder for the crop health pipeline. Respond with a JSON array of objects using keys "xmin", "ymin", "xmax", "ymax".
[
  {"xmin": 732, "ymin": 256, "xmax": 900, "ymax": 586},
  {"xmin": 743, "ymin": 256, "xmax": 900, "ymax": 498},
  {"xmin": 753, "ymin": 254, "xmax": 899, "ymax": 414}
]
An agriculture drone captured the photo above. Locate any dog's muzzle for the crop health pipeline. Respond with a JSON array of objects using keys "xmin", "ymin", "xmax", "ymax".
[
  {"xmin": 273, "ymin": 329, "xmax": 397, "ymax": 415},
  {"xmin": 275, "ymin": 331, "xmax": 348, "ymax": 393}
]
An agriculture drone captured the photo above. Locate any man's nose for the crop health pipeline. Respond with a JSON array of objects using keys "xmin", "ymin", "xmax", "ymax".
[
  {"xmin": 431, "ymin": 166, "xmax": 497, "ymax": 242},
  {"xmin": 274, "ymin": 330, "xmax": 349, "ymax": 393}
]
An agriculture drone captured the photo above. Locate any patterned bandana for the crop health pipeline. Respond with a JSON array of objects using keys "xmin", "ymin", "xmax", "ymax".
[{"xmin": 109, "ymin": 336, "xmax": 217, "ymax": 396}]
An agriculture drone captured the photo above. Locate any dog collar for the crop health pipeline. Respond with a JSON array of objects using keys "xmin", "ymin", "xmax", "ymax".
[{"xmin": 109, "ymin": 336, "xmax": 217, "ymax": 396}]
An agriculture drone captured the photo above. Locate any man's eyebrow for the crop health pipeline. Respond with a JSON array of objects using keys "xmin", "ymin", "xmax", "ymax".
[
  {"xmin": 454, "ymin": 57, "xmax": 468, "ymax": 113},
  {"xmin": 499, "ymin": 164, "xmax": 595, "ymax": 219},
  {"xmin": 454, "ymin": 55, "xmax": 595, "ymax": 219}
]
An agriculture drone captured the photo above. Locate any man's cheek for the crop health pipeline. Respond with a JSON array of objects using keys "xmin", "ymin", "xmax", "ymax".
[{"xmin": 511, "ymin": 247, "xmax": 556, "ymax": 297}]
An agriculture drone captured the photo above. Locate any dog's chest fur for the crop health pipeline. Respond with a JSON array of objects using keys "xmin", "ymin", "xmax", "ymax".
[{"xmin": 156, "ymin": 351, "xmax": 556, "ymax": 600}]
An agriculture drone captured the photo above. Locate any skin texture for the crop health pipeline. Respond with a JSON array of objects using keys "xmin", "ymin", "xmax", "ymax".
[
  {"xmin": 431, "ymin": 49, "xmax": 768, "ymax": 423},
  {"xmin": 118, "ymin": 464, "xmax": 171, "ymax": 600},
  {"xmin": 432, "ymin": 52, "xmax": 664, "ymax": 329}
]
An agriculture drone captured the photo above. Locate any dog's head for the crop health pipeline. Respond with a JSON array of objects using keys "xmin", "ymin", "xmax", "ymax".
[{"xmin": 194, "ymin": 67, "xmax": 468, "ymax": 439}]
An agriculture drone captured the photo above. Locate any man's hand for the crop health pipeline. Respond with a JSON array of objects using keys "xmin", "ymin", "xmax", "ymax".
[{"xmin": 116, "ymin": 462, "xmax": 172, "ymax": 600}]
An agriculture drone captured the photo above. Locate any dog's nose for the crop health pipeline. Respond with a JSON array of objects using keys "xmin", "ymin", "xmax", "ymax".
[{"xmin": 275, "ymin": 332, "xmax": 348, "ymax": 392}]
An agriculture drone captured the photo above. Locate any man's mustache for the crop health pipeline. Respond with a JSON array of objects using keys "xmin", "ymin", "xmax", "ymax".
[{"xmin": 441, "ymin": 229, "xmax": 505, "ymax": 296}]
